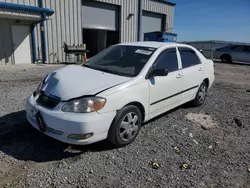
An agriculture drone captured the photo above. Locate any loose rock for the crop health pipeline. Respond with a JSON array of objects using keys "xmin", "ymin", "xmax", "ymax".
[{"xmin": 233, "ymin": 118, "xmax": 244, "ymax": 128}]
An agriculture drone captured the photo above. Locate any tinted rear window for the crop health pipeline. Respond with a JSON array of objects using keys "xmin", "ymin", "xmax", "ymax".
[{"xmin": 178, "ymin": 47, "xmax": 200, "ymax": 69}]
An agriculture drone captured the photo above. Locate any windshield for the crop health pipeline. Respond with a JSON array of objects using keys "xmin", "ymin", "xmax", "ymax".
[{"xmin": 83, "ymin": 45, "xmax": 156, "ymax": 77}]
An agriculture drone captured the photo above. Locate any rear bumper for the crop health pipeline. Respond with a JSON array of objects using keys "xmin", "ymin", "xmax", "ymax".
[{"xmin": 25, "ymin": 94, "xmax": 116, "ymax": 145}]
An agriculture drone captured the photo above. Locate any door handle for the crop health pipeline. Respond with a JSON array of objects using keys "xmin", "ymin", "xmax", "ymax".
[
  {"xmin": 176, "ymin": 73, "xmax": 182, "ymax": 78},
  {"xmin": 198, "ymin": 67, "xmax": 202, "ymax": 71}
]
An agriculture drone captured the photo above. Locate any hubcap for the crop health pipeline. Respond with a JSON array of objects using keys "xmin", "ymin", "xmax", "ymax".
[
  {"xmin": 198, "ymin": 84, "xmax": 207, "ymax": 103},
  {"xmin": 119, "ymin": 112, "xmax": 139, "ymax": 142}
]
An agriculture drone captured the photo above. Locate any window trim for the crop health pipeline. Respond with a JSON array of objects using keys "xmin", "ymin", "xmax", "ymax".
[
  {"xmin": 178, "ymin": 47, "xmax": 201, "ymax": 69},
  {"xmin": 151, "ymin": 47, "xmax": 180, "ymax": 73}
]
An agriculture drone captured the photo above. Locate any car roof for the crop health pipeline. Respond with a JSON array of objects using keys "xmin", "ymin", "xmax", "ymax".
[{"xmin": 117, "ymin": 41, "xmax": 193, "ymax": 49}]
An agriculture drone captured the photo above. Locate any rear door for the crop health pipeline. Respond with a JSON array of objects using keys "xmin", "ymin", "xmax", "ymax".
[
  {"xmin": 231, "ymin": 45, "xmax": 246, "ymax": 62},
  {"xmin": 243, "ymin": 46, "xmax": 250, "ymax": 63},
  {"xmin": 178, "ymin": 47, "xmax": 204, "ymax": 102},
  {"xmin": 149, "ymin": 48, "xmax": 183, "ymax": 117}
]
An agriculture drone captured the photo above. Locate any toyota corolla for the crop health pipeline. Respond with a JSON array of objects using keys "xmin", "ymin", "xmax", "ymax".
[{"xmin": 26, "ymin": 42, "xmax": 214, "ymax": 147}]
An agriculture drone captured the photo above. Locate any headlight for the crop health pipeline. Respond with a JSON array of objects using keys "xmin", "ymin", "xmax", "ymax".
[
  {"xmin": 34, "ymin": 82, "xmax": 42, "ymax": 95},
  {"xmin": 34, "ymin": 74, "xmax": 50, "ymax": 96},
  {"xmin": 61, "ymin": 96, "xmax": 106, "ymax": 113}
]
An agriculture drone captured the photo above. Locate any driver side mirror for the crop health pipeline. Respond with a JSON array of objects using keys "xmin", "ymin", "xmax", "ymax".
[{"xmin": 147, "ymin": 68, "xmax": 168, "ymax": 78}]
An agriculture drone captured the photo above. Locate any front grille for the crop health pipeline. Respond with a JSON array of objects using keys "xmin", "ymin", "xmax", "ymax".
[{"xmin": 36, "ymin": 92, "xmax": 60, "ymax": 109}]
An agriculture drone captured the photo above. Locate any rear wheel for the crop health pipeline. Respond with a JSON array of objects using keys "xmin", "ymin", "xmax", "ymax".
[
  {"xmin": 192, "ymin": 81, "xmax": 208, "ymax": 107},
  {"xmin": 220, "ymin": 54, "xmax": 232, "ymax": 63},
  {"xmin": 108, "ymin": 105, "xmax": 142, "ymax": 147}
]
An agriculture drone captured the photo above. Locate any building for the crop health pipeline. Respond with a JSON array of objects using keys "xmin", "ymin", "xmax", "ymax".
[{"xmin": 0, "ymin": 0, "xmax": 175, "ymax": 65}]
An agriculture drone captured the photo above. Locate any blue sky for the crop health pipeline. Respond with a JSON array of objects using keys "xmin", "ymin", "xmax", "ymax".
[{"xmin": 171, "ymin": 0, "xmax": 250, "ymax": 42}]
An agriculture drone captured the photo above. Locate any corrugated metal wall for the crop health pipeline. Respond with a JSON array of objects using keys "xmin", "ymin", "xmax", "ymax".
[
  {"xmin": 42, "ymin": 0, "xmax": 140, "ymax": 63},
  {"xmin": 0, "ymin": 0, "xmax": 39, "ymax": 65},
  {"xmin": 2, "ymin": 0, "xmax": 37, "ymax": 6},
  {"xmin": 142, "ymin": 0, "xmax": 174, "ymax": 33},
  {"xmin": 0, "ymin": 0, "xmax": 40, "ymax": 20},
  {"xmin": 0, "ymin": 0, "xmax": 175, "ymax": 64},
  {"xmin": 92, "ymin": 0, "xmax": 174, "ymax": 42},
  {"xmin": 42, "ymin": 0, "xmax": 82, "ymax": 63},
  {"xmin": 95, "ymin": 0, "xmax": 138, "ymax": 43}
]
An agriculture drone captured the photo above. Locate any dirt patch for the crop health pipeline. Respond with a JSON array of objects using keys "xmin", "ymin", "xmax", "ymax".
[
  {"xmin": 214, "ymin": 63, "xmax": 250, "ymax": 87},
  {"xmin": 185, "ymin": 113, "xmax": 218, "ymax": 130}
]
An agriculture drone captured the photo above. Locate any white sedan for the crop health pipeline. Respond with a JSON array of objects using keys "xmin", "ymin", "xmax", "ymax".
[{"xmin": 26, "ymin": 42, "xmax": 214, "ymax": 147}]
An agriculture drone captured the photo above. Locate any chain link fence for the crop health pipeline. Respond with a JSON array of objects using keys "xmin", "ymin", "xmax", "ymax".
[{"xmin": 182, "ymin": 40, "xmax": 250, "ymax": 59}]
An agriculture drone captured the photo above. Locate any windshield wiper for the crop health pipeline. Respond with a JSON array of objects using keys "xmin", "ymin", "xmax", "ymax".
[
  {"xmin": 82, "ymin": 64, "xmax": 90, "ymax": 68},
  {"xmin": 98, "ymin": 68, "xmax": 133, "ymax": 77},
  {"xmin": 83, "ymin": 65, "xmax": 133, "ymax": 77},
  {"xmin": 82, "ymin": 64, "xmax": 99, "ymax": 71}
]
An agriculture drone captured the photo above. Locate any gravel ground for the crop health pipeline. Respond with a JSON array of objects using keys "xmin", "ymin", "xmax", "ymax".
[{"xmin": 0, "ymin": 63, "xmax": 249, "ymax": 188}]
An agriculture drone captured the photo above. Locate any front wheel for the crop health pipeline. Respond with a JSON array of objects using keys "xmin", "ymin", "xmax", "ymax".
[
  {"xmin": 108, "ymin": 105, "xmax": 142, "ymax": 147},
  {"xmin": 220, "ymin": 54, "xmax": 232, "ymax": 63},
  {"xmin": 192, "ymin": 81, "xmax": 208, "ymax": 107}
]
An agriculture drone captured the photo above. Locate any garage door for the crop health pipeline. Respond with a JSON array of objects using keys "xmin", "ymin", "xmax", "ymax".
[
  {"xmin": 82, "ymin": 0, "xmax": 119, "ymax": 31},
  {"xmin": 142, "ymin": 11, "xmax": 164, "ymax": 40}
]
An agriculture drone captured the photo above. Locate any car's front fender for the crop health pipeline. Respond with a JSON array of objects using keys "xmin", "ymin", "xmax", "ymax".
[{"xmin": 97, "ymin": 80, "xmax": 150, "ymax": 121}]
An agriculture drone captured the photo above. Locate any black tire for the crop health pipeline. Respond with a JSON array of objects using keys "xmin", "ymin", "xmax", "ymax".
[
  {"xmin": 192, "ymin": 81, "xmax": 208, "ymax": 107},
  {"xmin": 220, "ymin": 54, "xmax": 232, "ymax": 63},
  {"xmin": 108, "ymin": 105, "xmax": 142, "ymax": 147}
]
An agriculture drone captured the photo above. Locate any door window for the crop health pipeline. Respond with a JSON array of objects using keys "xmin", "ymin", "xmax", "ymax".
[
  {"xmin": 243, "ymin": 46, "xmax": 250, "ymax": 53},
  {"xmin": 232, "ymin": 45, "xmax": 244, "ymax": 52},
  {"xmin": 178, "ymin": 47, "xmax": 201, "ymax": 69},
  {"xmin": 153, "ymin": 48, "xmax": 179, "ymax": 73}
]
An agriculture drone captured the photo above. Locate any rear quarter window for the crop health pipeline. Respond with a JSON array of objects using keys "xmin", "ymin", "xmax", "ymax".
[{"xmin": 178, "ymin": 47, "xmax": 201, "ymax": 69}]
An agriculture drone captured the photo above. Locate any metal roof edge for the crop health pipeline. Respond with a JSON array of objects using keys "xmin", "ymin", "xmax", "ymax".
[
  {"xmin": 0, "ymin": 2, "xmax": 54, "ymax": 16},
  {"xmin": 153, "ymin": 0, "xmax": 176, "ymax": 6},
  {"xmin": 180, "ymin": 40, "xmax": 250, "ymax": 45}
]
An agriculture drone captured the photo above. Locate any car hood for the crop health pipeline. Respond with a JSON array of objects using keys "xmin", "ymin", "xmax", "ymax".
[{"xmin": 42, "ymin": 65, "xmax": 131, "ymax": 101}]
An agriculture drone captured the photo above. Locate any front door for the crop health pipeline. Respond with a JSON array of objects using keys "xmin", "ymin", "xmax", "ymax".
[
  {"xmin": 231, "ymin": 45, "xmax": 247, "ymax": 62},
  {"xmin": 178, "ymin": 47, "xmax": 204, "ymax": 102},
  {"xmin": 149, "ymin": 48, "xmax": 183, "ymax": 117},
  {"xmin": 12, "ymin": 25, "xmax": 32, "ymax": 64}
]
